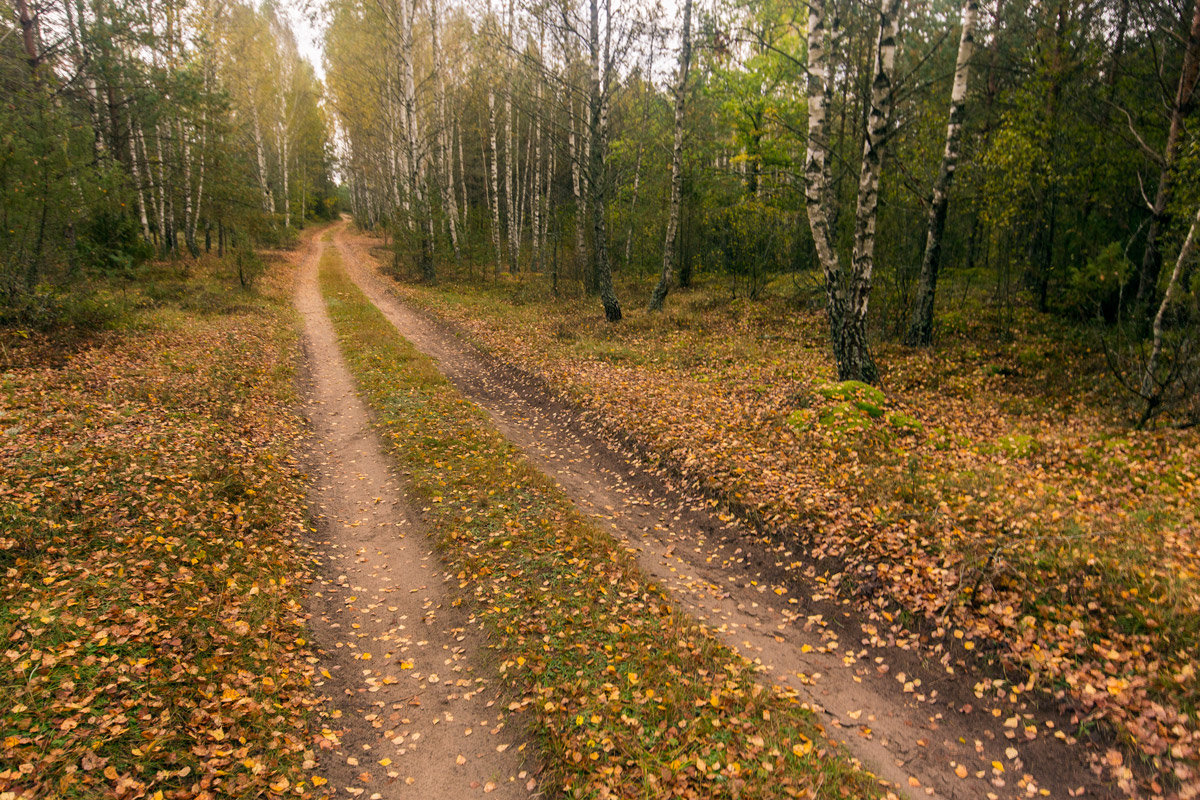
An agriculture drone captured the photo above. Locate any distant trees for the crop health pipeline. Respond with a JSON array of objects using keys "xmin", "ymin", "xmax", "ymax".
[
  {"xmin": 320, "ymin": 0, "xmax": 1199, "ymax": 403},
  {"xmin": 0, "ymin": 0, "xmax": 335, "ymax": 311}
]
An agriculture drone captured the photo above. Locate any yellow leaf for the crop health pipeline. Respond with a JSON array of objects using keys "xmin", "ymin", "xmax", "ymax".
[
  {"xmin": 312, "ymin": 776, "xmax": 328, "ymax": 786},
  {"xmin": 955, "ymin": 764, "xmax": 968, "ymax": 779}
]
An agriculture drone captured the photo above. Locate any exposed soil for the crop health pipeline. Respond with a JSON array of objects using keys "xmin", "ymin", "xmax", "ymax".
[
  {"xmin": 293, "ymin": 232, "xmax": 541, "ymax": 799},
  {"xmin": 330, "ymin": 222, "xmax": 1119, "ymax": 800}
]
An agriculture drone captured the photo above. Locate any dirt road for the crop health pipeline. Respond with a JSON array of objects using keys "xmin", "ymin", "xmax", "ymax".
[
  {"xmin": 294, "ymin": 233, "xmax": 539, "ymax": 799},
  {"xmin": 326, "ymin": 222, "xmax": 1115, "ymax": 800}
]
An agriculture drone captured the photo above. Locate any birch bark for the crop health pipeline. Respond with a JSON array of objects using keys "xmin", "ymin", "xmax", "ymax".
[
  {"xmin": 1135, "ymin": 0, "xmax": 1200, "ymax": 313},
  {"xmin": 843, "ymin": 0, "xmax": 903, "ymax": 384},
  {"xmin": 649, "ymin": 0, "xmax": 692, "ymax": 311},
  {"xmin": 904, "ymin": 0, "xmax": 979, "ymax": 347},
  {"xmin": 589, "ymin": 0, "xmax": 621, "ymax": 321},
  {"xmin": 1139, "ymin": 204, "xmax": 1200, "ymax": 426}
]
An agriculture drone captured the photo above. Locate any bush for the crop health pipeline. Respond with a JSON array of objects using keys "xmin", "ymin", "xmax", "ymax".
[
  {"xmin": 701, "ymin": 201, "xmax": 795, "ymax": 300},
  {"xmin": 1063, "ymin": 242, "xmax": 1134, "ymax": 322},
  {"xmin": 77, "ymin": 209, "xmax": 154, "ymax": 280}
]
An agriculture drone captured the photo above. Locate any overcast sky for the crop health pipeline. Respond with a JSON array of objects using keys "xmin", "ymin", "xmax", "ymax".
[{"xmin": 280, "ymin": 0, "xmax": 326, "ymax": 78}]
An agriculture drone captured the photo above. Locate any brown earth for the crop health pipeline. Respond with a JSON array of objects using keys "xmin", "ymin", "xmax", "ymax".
[
  {"xmin": 293, "ymin": 232, "xmax": 541, "ymax": 799},
  {"xmin": 327, "ymin": 221, "xmax": 1119, "ymax": 800}
]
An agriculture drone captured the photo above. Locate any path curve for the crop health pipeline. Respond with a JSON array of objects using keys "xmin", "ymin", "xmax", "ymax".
[
  {"xmin": 294, "ymin": 232, "xmax": 539, "ymax": 799},
  {"xmin": 330, "ymin": 221, "xmax": 1116, "ymax": 800}
]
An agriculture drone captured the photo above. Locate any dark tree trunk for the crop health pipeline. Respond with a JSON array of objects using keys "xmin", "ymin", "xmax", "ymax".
[{"xmin": 1135, "ymin": 0, "xmax": 1200, "ymax": 314}]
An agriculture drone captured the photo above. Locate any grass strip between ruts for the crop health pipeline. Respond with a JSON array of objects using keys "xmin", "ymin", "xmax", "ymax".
[{"xmin": 317, "ymin": 246, "xmax": 892, "ymax": 800}]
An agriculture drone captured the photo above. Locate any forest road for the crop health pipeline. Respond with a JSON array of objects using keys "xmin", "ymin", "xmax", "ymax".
[
  {"xmin": 329, "ymin": 221, "xmax": 1117, "ymax": 800},
  {"xmin": 293, "ymin": 230, "xmax": 540, "ymax": 799}
]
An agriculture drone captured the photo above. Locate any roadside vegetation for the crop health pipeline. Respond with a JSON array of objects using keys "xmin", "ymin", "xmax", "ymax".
[
  {"xmin": 0, "ymin": 255, "xmax": 323, "ymax": 799},
  {"xmin": 382, "ymin": 263, "xmax": 1200, "ymax": 797},
  {"xmin": 318, "ymin": 246, "xmax": 894, "ymax": 800}
]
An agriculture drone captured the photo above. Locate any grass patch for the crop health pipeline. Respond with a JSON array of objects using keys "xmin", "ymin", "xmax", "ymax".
[
  {"xmin": 317, "ymin": 247, "xmax": 891, "ymax": 799},
  {"xmin": 0, "ymin": 251, "xmax": 321, "ymax": 799}
]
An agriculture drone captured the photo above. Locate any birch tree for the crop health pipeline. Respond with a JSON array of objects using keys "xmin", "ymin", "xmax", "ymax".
[
  {"xmin": 805, "ymin": 0, "xmax": 903, "ymax": 384},
  {"xmin": 903, "ymin": 0, "xmax": 979, "ymax": 347},
  {"xmin": 1133, "ymin": 0, "xmax": 1200, "ymax": 315},
  {"xmin": 648, "ymin": 0, "xmax": 692, "ymax": 312}
]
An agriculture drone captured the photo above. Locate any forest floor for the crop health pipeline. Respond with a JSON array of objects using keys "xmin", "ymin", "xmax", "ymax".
[
  {"xmin": 2, "ymin": 221, "xmax": 1191, "ymax": 800},
  {"xmin": 330, "ymin": 223, "xmax": 1128, "ymax": 800},
  {"xmin": 352, "ymin": 232, "xmax": 1199, "ymax": 800},
  {"xmin": 0, "ymin": 248, "xmax": 323, "ymax": 798}
]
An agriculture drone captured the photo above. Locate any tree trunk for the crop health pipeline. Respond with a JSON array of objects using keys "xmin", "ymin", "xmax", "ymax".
[
  {"xmin": 569, "ymin": 102, "xmax": 589, "ymax": 288},
  {"xmin": 649, "ymin": 0, "xmax": 693, "ymax": 311},
  {"xmin": 804, "ymin": 0, "xmax": 848, "ymax": 353},
  {"xmin": 456, "ymin": 117, "xmax": 469, "ymax": 249},
  {"xmin": 400, "ymin": 0, "xmax": 434, "ymax": 281},
  {"xmin": 588, "ymin": 0, "xmax": 621, "ymax": 321},
  {"xmin": 904, "ymin": 0, "xmax": 979, "ymax": 347},
  {"xmin": 504, "ymin": 0, "xmax": 518, "ymax": 271},
  {"xmin": 531, "ymin": 21, "xmax": 545, "ymax": 273},
  {"xmin": 488, "ymin": 87, "xmax": 504, "ymax": 275},
  {"xmin": 1135, "ymin": 0, "xmax": 1200, "ymax": 313},
  {"xmin": 843, "ymin": 0, "xmax": 903, "ymax": 383},
  {"xmin": 279, "ymin": 120, "xmax": 291, "ymax": 229},
  {"xmin": 1139, "ymin": 203, "xmax": 1200, "ymax": 426},
  {"xmin": 252, "ymin": 108, "xmax": 275, "ymax": 215},
  {"xmin": 430, "ymin": 0, "xmax": 462, "ymax": 263},
  {"xmin": 128, "ymin": 117, "xmax": 152, "ymax": 240}
]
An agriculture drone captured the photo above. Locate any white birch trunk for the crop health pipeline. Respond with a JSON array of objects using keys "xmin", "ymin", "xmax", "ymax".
[
  {"xmin": 488, "ymin": 87, "xmax": 504, "ymax": 273},
  {"xmin": 569, "ymin": 102, "xmax": 588, "ymax": 283},
  {"xmin": 128, "ymin": 117, "xmax": 152, "ymax": 240},
  {"xmin": 252, "ymin": 108, "xmax": 275, "ymax": 215},
  {"xmin": 843, "ymin": 0, "xmax": 903, "ymax": 383},
  {"xmin": 905, "ymin": 0, "xmax": 978, "ymax": 346},
  {"xmin": 430, "ymin": 0, "xmax": 461, "ymax": 262},
  {"xmin": 279, "ymin": 123, "xmax": 290, "ymax": 228},
  {"xmin": 803, "ymin": 0, "xmax": 843, "ymax": 327},
  {"xmin": 1140, "ymin": 203, "xmax": 1200, "ymax": 423},
  {"xmin": 649, "ymin": 0, "xmax": 692, "ymax": 311}
]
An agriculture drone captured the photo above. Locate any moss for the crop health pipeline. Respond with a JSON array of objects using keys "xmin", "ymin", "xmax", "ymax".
[
  {"xmin": 991, "ymin": 433, "xmax": 1039, "ymax": 458},
  {"xmin": 815, "ymin": 380, "xmax": 885, "ymax": 406},
  {"xmin": 886, "ymin": 412, "xmax": 924, "ymax": 432},
  {"xmin": 817, "ymin": 402, "xmax": 872, "ymax": 432},
  {"xmin": 785, "ymin": 409, "xmax": 813, "ymax": 431},
  {"xmin": 855, "ymin": 400, "xmax": 885, "ymax": 419}
]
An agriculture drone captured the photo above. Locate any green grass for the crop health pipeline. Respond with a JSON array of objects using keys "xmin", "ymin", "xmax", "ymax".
[{"xmin": 318, "ymin": 246, "xmax": 892, "ymax": 800}]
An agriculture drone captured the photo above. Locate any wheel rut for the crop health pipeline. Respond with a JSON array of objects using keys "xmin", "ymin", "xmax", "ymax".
[
  {"xmin": 327, "ymin": 222, "xmax": 1117, "ymax": 800},
  {"xmin": 294, "ymin": 232, "xmax": 539, "ymax": 799}
]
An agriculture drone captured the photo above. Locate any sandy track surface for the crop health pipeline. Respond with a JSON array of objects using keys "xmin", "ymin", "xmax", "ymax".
[
  {"xmin": 330, "ymin": 222, "xmax": 1117, "ymax": 800},
  {"xmin": 294, "ymin": 233, "xmax": 540, "ymax": 799}
]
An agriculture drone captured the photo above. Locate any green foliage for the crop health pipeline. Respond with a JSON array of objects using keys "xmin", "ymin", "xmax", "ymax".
[
  {"xmin": 76, "ymin": 208, "xmax": 155, "ymax": 280},
  {"xmin": 1062, "ymin": 242, "xmax": 1135, "ymax": 320},
  {"xmin": 702, "ymin": 201, "xmax": 795, "ymax": 299}
]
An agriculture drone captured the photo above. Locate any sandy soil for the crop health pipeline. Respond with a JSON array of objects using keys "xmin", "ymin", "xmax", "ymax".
[
  {"xmin": 293, "ymin": 232, "xmax": 541, "ymax": 799},
  {"xmin": 328, "ymin": 221, "xmax": 1118, "ymax": 800}
]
